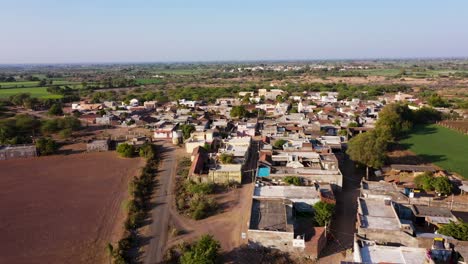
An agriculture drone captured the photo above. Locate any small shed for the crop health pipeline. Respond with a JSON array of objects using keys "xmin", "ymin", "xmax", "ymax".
[{"xmin": 86, "ymin": 139, "xmax": 109, "ymax": 152}]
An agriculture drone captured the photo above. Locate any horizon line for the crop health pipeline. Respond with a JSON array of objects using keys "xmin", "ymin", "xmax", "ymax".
[{"xmin": 1, "ymin": 56, "xmax": 468, "ymax": 66}]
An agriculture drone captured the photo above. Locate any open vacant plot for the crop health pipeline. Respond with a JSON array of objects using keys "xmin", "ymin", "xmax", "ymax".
[
  {"xmin": 400, "ymin": 124, "xmax": 468, "ymax": 179},
  {"xmin": 0, "ymin": 152, "xmax": 145, "ymax": 264},
  {"xmin": 0, "ymin": 87, "xmax": 62, "ymax": 99}
]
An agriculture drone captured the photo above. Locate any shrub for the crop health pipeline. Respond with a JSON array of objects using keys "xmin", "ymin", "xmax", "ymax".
[
  {"xmin": 284, "ymin": 176, "xmax": 302, "ymax": 186},
  {"xmin": 186, "ymin": 181, "xmax": 215, "ymax": 195},
  {"xmin": 48, "ymin": 103, "xmax": 63, "ymax": 116},
  {"xmin": 432, "ymin": 177, "xmax": 452, "ymax": 195},
  {"xmin": 414, "ymin": 173, "xmax": 434, "ymax": 191},
  {"xmin": 219, "ymin": 153, "xmax": 234, "ymax": 164},
  {"xmin": 414, "ymin": 173, "xmax": 452, "ymax": 194},
  {"xmin": 117, "ymin": 143, "xmax": 135, "ymax": 158},
  {"xmin": 180, "ymin": 235, "xmax": 220, "ymax": 264}
]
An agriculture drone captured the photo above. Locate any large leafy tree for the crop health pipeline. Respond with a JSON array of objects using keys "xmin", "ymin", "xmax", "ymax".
[
  {"xmin": 180, "ymin": 235, "xmax": 220, "ymax": 264},
  {"xmin": 346, "ymin": 130, "xmax": 388, "ymax": 178},
  {"xmin": 375, "ymin": 103, "xmax": 413, "ymax": 140}
]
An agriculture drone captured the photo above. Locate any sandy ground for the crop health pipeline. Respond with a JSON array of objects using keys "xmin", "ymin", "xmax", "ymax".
[
  {"xmin": 0, "ymin": 152, "xmax": 145, "ymax": 264},
  {"xmin": 167, "ymin": 183, "xmax": 254, "ymax": 250}
]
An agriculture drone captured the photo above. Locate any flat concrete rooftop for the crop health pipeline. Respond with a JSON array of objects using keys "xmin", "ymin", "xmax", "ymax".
[
  {"xmin": 359, "ymin": 198, "xmax": 395, "ymax": 218},
  {"xmin": 359, "ymin": 244, "xmax": 427, "ymax": 264},
  {"xmin": 249, "ymin": 198, "xmax": 293, "ymax": 232},
  {"xmin": 253, "ymin": 185, "xmax": 320, "ymax": 200}
]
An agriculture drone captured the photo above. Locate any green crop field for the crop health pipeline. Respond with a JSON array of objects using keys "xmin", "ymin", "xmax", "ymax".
[
  {"xmin": 0, "ymin": 87, "xmax": 62, "ymax": 99},
  {"xmin": 136, "ymin": 78, "xmax": 165, "ymax": 85},
  {"xmin": 400, "ymin": 124, "xmax": 468, "ymax": 179}
]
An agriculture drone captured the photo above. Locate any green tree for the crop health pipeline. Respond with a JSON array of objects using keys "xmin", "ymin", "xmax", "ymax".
[
  {"xmin": 180, "ymin": 124, "xmax": 195, "ymax": 139},
  {"xmin": 432, "ymin": 177, "xmax": 452, "ymax": 195},
  {"xmin": 180, "ymin": 235, "xmax": 220, "ymax": 264},
  {"xmin": 313, "ymin": 201, "xmax": 335, "ymax": 227},
  {"xmin": 36, "ymin": 137, "xmax": 59, "ymax": 155},
  {"xmin": 346, "ymin": 130, "xmax": 388, "ymax": 179},
  {"xmin": 414, "ymin": 173, "xmax": 434, "ymax": 191},
  {"xmin": 437, "ymin": 221, "xmax": 468, "ymax": 241},
  {"xmin": 375, "ymin": 103, "xmax": 413, "ymax": 140},
  {"xmin": 48, "ymin": 103, "xmax": 63, "ymax": 116},
  {"xmin": 117, "ymin": 143, "xmax": 135, "ymax": 158},
  {"xmin": 230, "ymin": 105, "xmax": 248, "ymax": 118}
]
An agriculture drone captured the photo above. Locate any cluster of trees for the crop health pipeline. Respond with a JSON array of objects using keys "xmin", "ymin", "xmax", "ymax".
[
  {"xmin": 111, "ymin": 144, "xmax": 158, "ymax": 264},
  {"xmin": 0, "ymin": 114, "xmax": 41, "ymax": 144},
  {"xmin": 414, "ymin": 172, "xmax": 452, "ymax": 195},
  {"xmin": 176, "ymin": 180, "xmax": 218, "ymax": 220},
  {"xmin": 41, "ymin": 116, "xmax": 81, "ymax": 138},
  {"xmin": 0, "ymin": 114, "xmax": 80, "ymax": 147},
  {"xmin": 0, "ymin": 75, "xmax": 16, "ymax": 82},
  {"xmin": 347, "ymin": 103, "xmax": 442, "ymax": 177}
]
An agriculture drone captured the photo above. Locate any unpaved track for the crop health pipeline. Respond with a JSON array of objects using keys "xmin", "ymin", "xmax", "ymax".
[{"xmin": 144, "ymin": 142, "xmax": 177, "ymax": 264}]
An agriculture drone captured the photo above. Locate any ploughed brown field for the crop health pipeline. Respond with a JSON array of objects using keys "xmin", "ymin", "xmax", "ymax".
[{"xmin": 0, "ymin": 152, "xmax": 145, "ymax": 264}]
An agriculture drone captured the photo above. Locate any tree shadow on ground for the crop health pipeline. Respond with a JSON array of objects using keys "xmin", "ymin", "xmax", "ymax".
[{"xmin": 220, "ymin": 244, "xmax": 296, "ymax": 264}]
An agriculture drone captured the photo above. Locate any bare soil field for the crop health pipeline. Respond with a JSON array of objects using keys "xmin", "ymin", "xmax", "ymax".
[
  {"xmin": 0, "ymin": 152, "xmax": 145, "ymax": 264},
  {"xmin": 438, "ymin": 120, "xmax": 468, "ymax": 134}
]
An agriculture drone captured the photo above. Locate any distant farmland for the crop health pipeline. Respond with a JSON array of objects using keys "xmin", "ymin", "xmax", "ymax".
[{"xmin": 400, "ymin": 124, "xmax": 468, "ymax": 179}]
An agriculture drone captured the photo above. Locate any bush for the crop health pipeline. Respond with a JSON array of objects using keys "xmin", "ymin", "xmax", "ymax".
[
  {"xmin": 432, "ymin": 177, "xmax": 452, "ymax": 195},
  {"xmin": 414, "ymin": 173, "xmax": 434, "ymax": 191},
  {"xmin": 180, "ymin": 235, "xmax": 220, "ymax": 264},
  {"xmin": 35, "ymin": 137, "xmax": 59, "ymax": 155},
  {"xmin": 219, "ymin": 153, "xmax": 234, "ymax": 164},
  {"xmin": 117, "ymin": 143, "xmax": 135, "ymax": 158},
  {"xmin": 313, "ymin": 201, "xmax": 335, "ymax": 226},
  {"xmin": 283, "ymin": 176, "xmax": 302, "ymax": 186},
  {"xmin": 189, "ymin": 194, "xmax": 217, "ymax": 220},
  {"xmin": 186, "ymin": 181, "xmax": 215, "ymax": 195},
  {"xmin": 414, "ymin": 173, "xmax": 452, "ymax": 194},
  {"xmin": 48, "ymin": 103, "xmax": 63, "ymax": 116},
  {"xmin": 139, "ymin": 143, "xmax": 156, "ymax": 159}
]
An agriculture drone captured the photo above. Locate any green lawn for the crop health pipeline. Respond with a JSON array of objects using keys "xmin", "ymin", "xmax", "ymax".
[
  {"xmin": 0, "ymin": 87, "xmax": 62, "ymax": 99},
  {"xmin": 400, "ymin": 124, "xmax": 468, "ymax": 179}
]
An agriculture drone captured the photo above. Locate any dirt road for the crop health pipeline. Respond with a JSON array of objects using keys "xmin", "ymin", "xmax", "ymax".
[
  {"xmin": 319, "ymin": 156, "xmax": 364, "ymax": 263},
  {"xmin": 144, "ymin": 142, "xmax": 177, "ymax": 264}
]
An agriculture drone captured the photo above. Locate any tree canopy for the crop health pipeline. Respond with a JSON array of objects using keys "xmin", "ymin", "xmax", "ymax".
[
  {"xmin": 117, "ymin": 143, "xmax": 135, "ymax": 158},
  {"xmin": 313, "ymin": 201, "xmax": 335, "ymax": 227},
  {"xmin": 180, "ymin": 235, "xmax": 220, "ymax": 264},
  {"xmin": 438, "ymin": 221, "xmax": 468, "ymax": 241}
]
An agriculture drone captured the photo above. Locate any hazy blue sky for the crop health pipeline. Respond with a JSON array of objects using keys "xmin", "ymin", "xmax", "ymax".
[{"xmin": 1, "ymin": 0, "xmax": 467, "ymax": 63}]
